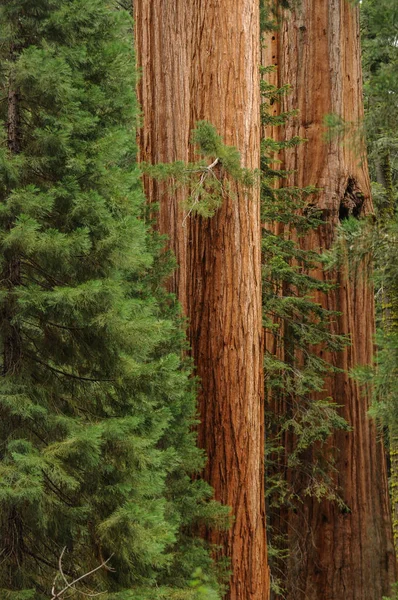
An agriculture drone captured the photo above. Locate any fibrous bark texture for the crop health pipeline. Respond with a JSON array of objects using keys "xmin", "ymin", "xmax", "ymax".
[
  {"xmin": 265, "ymin": 2, "xmax": 396, "ymax": 599},
  {"xmin": 135, "ymin": 3, "xmax": 268, "ymax": 600},
  {"xmin": 390, "ymin": 427, "xmax": 398, "ymax": 553},
  {"xmin": 135, "ymin": 3, "xmax": 190, "ymax": 308}
]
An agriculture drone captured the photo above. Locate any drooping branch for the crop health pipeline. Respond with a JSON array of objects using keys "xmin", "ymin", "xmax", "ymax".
[{"xmin": 182, "ymin": 157, "xmax": 220, "ymax": 226}]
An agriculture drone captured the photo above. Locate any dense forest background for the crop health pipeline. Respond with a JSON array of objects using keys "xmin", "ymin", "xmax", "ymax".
[{"xmin": 0, "ymin": 0, "xmax": 397, "ymax": 599}]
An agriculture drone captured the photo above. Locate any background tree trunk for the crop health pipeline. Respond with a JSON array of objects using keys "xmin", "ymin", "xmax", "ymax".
[
  {"xmin": 3, "ymin": 55, "xmax": 21, "ymax": 377},
  {"xmin": 265, "ymin": 2, "xmax": 396, "ymax": 598},
  {"xmin": 135, "ymin": 2, "xmax": 269, "ymax": 599},
  {"xmin": 135, "ymin": 2, "xmax": 190, "ymax": 308}
]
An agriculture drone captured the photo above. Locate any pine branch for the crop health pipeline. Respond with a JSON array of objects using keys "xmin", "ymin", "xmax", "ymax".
[
  {"xmin": 182, "ymin": 157, "xmax": 220, "ymax": 227},
  {"xmin": 26, "ymin": 353, "xmax": 114, "ymax": 383}
]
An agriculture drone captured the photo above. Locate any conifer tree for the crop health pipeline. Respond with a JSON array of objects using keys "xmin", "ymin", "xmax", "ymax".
[
  {"xmin": 360, "ymin": 0, "xmax": 398, "ymax": 555},
  {"xmin": 0, "ymin": 1, "xmax": 224, "ymax": 598},
  {"xmin": 361, "ymin": 0, "xmax": 398, "ymax": 208}
]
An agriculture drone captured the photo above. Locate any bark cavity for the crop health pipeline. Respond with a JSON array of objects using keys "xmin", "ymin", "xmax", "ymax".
[{"xmin": 339, "ymin": 178, "xmax": 364, "ymax": 221}]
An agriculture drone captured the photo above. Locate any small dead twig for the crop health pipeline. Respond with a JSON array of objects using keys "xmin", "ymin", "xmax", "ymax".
[{"xmin": 50, "ymin": 547, "xmax": 114, "ymax": 599}]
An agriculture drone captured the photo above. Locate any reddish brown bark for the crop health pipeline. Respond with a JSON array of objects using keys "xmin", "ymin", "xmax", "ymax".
[
  {"xmin": 135, "ymin": 3, "xmax": 190, "ymax": 309},
  {"xmin": 265, "ymin": 2, "xmax": 396, "ymax": 599},
  {"xmin": 135, "ymin": 2, "xmax": 268, "ymax": 599}
]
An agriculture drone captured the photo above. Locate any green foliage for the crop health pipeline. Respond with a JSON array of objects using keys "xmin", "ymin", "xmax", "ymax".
[
  {"xmin": 142, "ymin": 121, "xmax": 254, "ymax": 218},
  {"xmin": 383, "ymin": 582, "xmax": 398, "ymax": 600},
  {"xmin": 323, "ymin": 215, "xmax": 375, "ymax": 278},
  {"xmin": 261, "ymin": 67, "xmax": 349, "ymax": 492},
  {"xmin": 357, "ymin": 0, "xmax": 398, "ymax": 432},
  {"xmin": 261, "ymin": 63, "xmax": 350, "ymax": 594},
  {"xmin": 104, "ymin": 569, "xmax": 220, "ymax": 600},
  {"xmin": 361, "ymin": 0, "xmax": 398, "ymax": 195},
  {"xmin": 342, "ymin": 214, "xmax": 398, "ymax": 430},
  {"xmin": 191, "ymin": 121, "xmax": 254, "ymax": 185},
  {"xmin": 0, "ymin": 1, "xmax": 227, "ymax": 598},
  {"xmin": 188, "ymin": 568, "xmax": 221, "ymax": 600}
]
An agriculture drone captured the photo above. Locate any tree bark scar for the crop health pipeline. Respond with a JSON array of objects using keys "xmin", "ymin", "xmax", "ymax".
[{"xmin": 339, "ymin": 177, "xmax": 365, "ymax": 221}]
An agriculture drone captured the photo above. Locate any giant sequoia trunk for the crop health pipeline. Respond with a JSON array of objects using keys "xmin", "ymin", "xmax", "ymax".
[
  {"xmin": 265, "ymin": 2, "xmax": 396, "ymax": 598},
  {"xmin": 135, "ymin": 3, "xmax": 268, "ymax": 599}
]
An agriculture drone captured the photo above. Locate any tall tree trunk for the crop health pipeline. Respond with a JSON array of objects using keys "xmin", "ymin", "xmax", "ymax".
[
  {"xmin": 134, "ymin": 3, "xmax": 190, "ymax": 308},
  {"xmin": 390, "ymin": 426, "xmax": 398, "ymax": 555},
  {"xmin": 2, "ymin": 48, "xmax": 23, "ymax": 582},
  {"xmin": 135, "ymin": 3, "xmax": 269, "ymax": 599},
  {"xmin": 265, "ymin": 2, "xmax": 396, "ymax": 599},
  {"xmin": 3, "ymin": 54, "xmax": 21, "ymax": 377}
]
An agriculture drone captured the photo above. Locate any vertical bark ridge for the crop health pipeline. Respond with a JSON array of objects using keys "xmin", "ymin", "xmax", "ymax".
[{"xmin": 186, "ymin": 4, "xmax": 267, "ymax": 598}]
